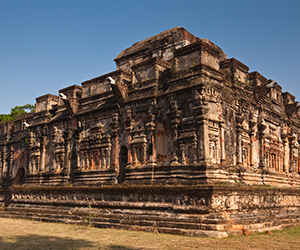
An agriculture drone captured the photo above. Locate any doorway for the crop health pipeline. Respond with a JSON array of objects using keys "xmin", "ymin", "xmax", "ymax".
[
  {"xmin": 118, "ymin": 146, "xmax": 128, "ymax": 183},
  {"xmin": 14, "ymin": 168, "xmax": 25, "ymax": 185}
]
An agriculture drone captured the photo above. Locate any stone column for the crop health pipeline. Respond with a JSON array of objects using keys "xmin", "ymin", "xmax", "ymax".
[
  {"xmin": 219, "ymin": 122, "xmax": 226, "ymax": 165},
  {"xmin": 146, "ymin": 113, "xmax": 156, "ymax": 166},
  {"xmin": 281, "ymin": 133, "xmax": 288, "ymax": 173},
  {"xmin": 75, "ymin": 130, "xmax": 82, "ymax": 171},
  {"xmin": 193, "ymin": 95, "xmax": 209, "ymax": 165},
  {"xmin": 104, "ymin": 149, "xmax": 109, "ymax": 169},
  {"xmin": 2, "ymin": 146, "xmax": 7, "ymax": 177},
  {"xmin": 51, "ymin": 129, "xmax": 57, "ymax": 172},
  {"xmin": 125, "ymin": 109, "xmax": 133, "ymax": 167},
  {"xmin": 198, "ymin": 113, "xmax": 210, "ymax": 165},
  {"xmin": 9, "ymin": 146, "xmax": 14, "ymax": 177},
  {"xmin": 289, "ymin": 135, "xmax": 295, "ymax": 173},
  {"xmin": 168, "ymin": 100, "xmax": 180, "ymax": 165},
  {"xmin": 249, "ymin": 120, "xmax": 256, "ymax": 169},
  {"xmin": 0, "ymin": 153, "xmax": 2, "ymax": 176},
  {"xmin": 180, "ymin": 144, "xmax": 186, "ymax": 165},
  {"xmin": 132, "ymin": 147, "xmax": 137, "ymax": 166},
  {"xmin": 235, "ymin": 113, "xmax": 243, "ymax": 167},
  {"xmin": 249, "ymin": 131, "xmax": 254, "ymax": 168},
  {"xmin": 142, "ymin": 144, "xmax": 147, "ymax": 165},
  {"xmin": 236, "ymin": 126, "xmax": 243, "ymax": 166},
  {"xmin": 64, "ymin": 128, "xmax": 72, "ymax": 175},
  {"xmin": 258, "ymin": 120, "xmax": 266, "ymax": 171},
  {"xmin": 126, "ymin": 127, "xmax": 133, "ymax": 166},
  {"xmin": 110, "ymin": 113, "xmax": 119, "ymax": 169},
  {"xmin": 39, "ymin": 135, "xmax": 47, "ymax": 173}
]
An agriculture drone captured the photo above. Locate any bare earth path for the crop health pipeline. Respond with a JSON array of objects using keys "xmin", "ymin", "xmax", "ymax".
[{"xmin": 0, "ymin": 217, "xmax": 299, "ymax": 250}]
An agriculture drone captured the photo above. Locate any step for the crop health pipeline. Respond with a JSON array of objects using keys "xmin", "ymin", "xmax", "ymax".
[{"xmin": 1, "ymin": 206, "xmax": 229, "ymax": 232}]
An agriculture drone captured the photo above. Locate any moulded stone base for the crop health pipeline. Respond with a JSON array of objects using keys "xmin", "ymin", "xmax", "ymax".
[
  {"xmin": 73, "ymin": 168, "xmax": 117, "ymax": 185},
  {"xmin": 25, "ymin": 172, "xmax": 70, "ymax": 186},
  {"xmin": 0, "ymin": 184, "xmax": 299, "ymax": 237}
]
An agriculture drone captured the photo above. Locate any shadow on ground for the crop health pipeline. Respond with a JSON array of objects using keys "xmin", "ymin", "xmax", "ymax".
[
  {"xmin": 0, "ymin": 234, "xmax": 93, "ymax": 249},
  {"xmin": 0, "ymin": 235, "xmax": 147, "ymax": 250},
  {"xmin": 107, "ymin": 246, "xmax": 145, "ymax": 250}
]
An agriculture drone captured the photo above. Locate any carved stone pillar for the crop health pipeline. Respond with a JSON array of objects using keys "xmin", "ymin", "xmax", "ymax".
[
  {"xmin": 180, "ymin": 144, "xmax": 186, "ymax": 165},
  {"xmin": 132, "ymin": 147, "xmax": 137, "ymax": 166},
  {"xmin": 39, "ymin": 135, "xmax": 47, "ymax": 173},
  {"xmin": 126, "ymin": 110, "xmax": 133, "ymax": 167},
  {"xmin": 193, "ymin": 94, "xmax": 209, "ymax": 165},
  {"xmin": 249, "ymin": 132, "xmax": 254, "ymax": 168},
  {"xmin": 36, "ymin": 157, "xmax": 40, "ymax": 174},
  {"xmin": 258, "ymin": 119, "xmax": 266, "ymax": 170},
  {"xmin": 126, "ymin": 126, "xmax": 132, "ymax": 167},
  {"xmin": 9, "ymin": 146, "xmax": 14, "ymax": 177},
  {"xmin": 249, "ymin": 120, "xmax": 256, "ymax": 168},
  {"xmin": 168, "ymin": 100, "xmax": 181, "ymax": 164},
  {"xmin": 289, "ymin": 135, "xmax": 295, "ymax": 173},
  {"xmin": 110, "ymin": 113, "xmax": 119, "ymax": 168},
  {"xmin": 73, "ymin": 127, "xmax": 82, "ymax": 171},
  {"xmin": 168, "ymin": 100, "xmax": 181, "ymax": 166},
  {"xmin": 281, "ymin": 133, "xmax": 288, "ymax": 172},
  {"xmin": 235, "ymin": 113, "xmax": 244, "ymax": 167},
  {"xmin": 0, "ymin": 154, "xmax": 2, "ymax": 176},
  {"xmin": 2, "ymin": 146, "xmax": 7, "ymax": 177},
  {"xmin": 64, "ymin": 128, "xmax": 72, "ymax": 175},
  {"xmin": 142, "ymin": 144, "xmax": 147, "ymax": 165},
  {"xmin": 236, "ymin": 126, "xmax": 242, "ymax": 166},
  {"xmin": 107, "ymin": 148, "xmax": 111, "ymax": 168},
  {"xmin": 197, "ymin": 110, "xmax": 210, "ymax": 165},
  {"xmin": 79, "ymin": 152, "xmax": 84, "ymax": 170},
  {"xmin": 219, "ymin": 122, "xmax": 226, "ymax": 165},
  {"xmin": 51, "ymin": 129, "xmax": 57, "ymax": 172},
  {"xmin": 146, "ymin": 111, "xmax": 156, "ymax": 166}
]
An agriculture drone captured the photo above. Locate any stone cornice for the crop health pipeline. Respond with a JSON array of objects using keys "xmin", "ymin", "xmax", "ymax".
[
  {"xmin": 249, "ymin": 71, "xmax": 268, "ymax": 85},
  {"xmin": 36, "ymin": 94, "xmax": 59, "ymax": 103},
  {"xmin": 174, "ymin": 40, "xmax": 225, "ymax": 58},
  {"xmin": 220, "ymin": 58, "xmax": 249, "ymax": 73},
  {"xmin": 81, "ymin": 69, "xmax": 131, "ymax": 86},
  {"xmin": 132, "ymin": 57, "xmax": 172, "ymax": 70}
]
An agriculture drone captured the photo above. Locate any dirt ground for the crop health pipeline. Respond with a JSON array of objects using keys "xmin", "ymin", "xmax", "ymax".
[{"xmin": 0, "ymin": 217, "xmax": 299, "ymax": 250}]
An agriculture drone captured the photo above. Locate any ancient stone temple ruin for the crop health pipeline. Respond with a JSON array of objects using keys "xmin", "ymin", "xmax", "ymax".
[{"xmin": 0, "ymin": 27, "xmax": 299, "ymax": 237}]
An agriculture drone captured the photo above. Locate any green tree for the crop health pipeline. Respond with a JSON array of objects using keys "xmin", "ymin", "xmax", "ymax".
[
  {"xmin": 0, "ymin": 114, "xmax": 13, "ymax": 123},
  {"xmin": 0, "ymin": 104, "xmax": 35, "ymax": 123}
]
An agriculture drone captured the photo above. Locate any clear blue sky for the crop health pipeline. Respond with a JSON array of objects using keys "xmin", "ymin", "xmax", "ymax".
[{"xmin": 0, "ymin": 0, "xmax": 299, "ymax": 114}]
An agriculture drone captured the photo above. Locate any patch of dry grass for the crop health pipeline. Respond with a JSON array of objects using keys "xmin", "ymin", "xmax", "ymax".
[{"xmin": 0, "ymin": 217, "xmax": 299, "ymax": 249}]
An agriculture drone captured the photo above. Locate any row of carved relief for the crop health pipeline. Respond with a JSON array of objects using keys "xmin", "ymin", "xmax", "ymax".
[
  {"xmin": 10, "ymin": 190, "xmax": 300, "ymax": 212},
  {"xmin": 211, "ymin": 193, "xmax": 300, "ymax": 211},
  {"xmin": 10, "ymin": 192, "xmax": 208, "ymax": 207}
]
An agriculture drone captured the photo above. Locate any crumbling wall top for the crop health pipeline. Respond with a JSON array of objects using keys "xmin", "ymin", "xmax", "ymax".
[{"xmin": 114, "ymin": 27, "xmax": 228, "ymax": 74}]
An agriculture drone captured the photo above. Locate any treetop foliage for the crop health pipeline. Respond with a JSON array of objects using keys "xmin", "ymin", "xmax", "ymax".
[{"xmin": 0, "ymin": 104, "xmax": 35, "ymax": 123}]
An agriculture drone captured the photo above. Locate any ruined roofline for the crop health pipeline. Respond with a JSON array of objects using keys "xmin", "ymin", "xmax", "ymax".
[
  {"xmin": 249, "ymin": 71, "xmax": 269, "ymax": 85},
  {"xmin": 114, "ymin": 27, "xmax": 202, "ymax": 62},
  {"xmin": 59, "ymin": 84, "xmax": 83, "ymax": 94},
  {"xmin": 36, "ymin": 93, "xmax": 59, "ymax": 103},
  {"xmin": 220, "ymin": 58, "xmax": 249, "ymax": 73},
  {"xmin": 81, "ymin": 69, "xmax": 131, "ymax": 86},
  {"xmin": 31, "ymin": 27, "xmax": 298, "ymax": 118}
]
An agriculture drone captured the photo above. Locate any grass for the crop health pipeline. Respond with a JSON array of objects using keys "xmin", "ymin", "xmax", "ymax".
[{"xmin": 0, "ymin": 217, "xmax": 299, "ymax": 250}]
